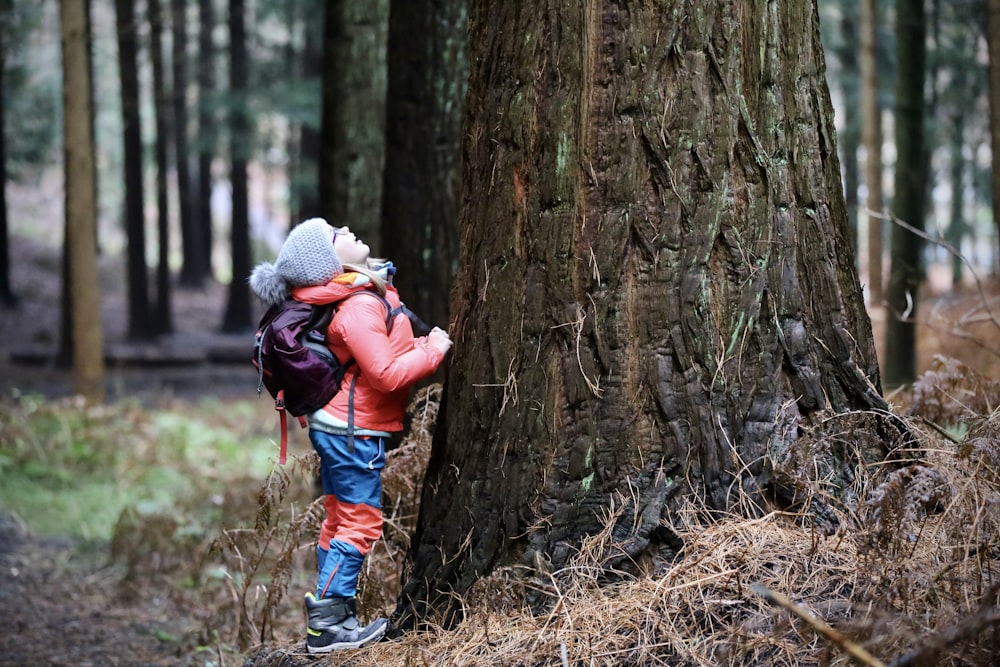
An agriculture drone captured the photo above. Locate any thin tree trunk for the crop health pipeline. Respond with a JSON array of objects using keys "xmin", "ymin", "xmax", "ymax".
[
  {"xmin": 196, "ymin": 0, "xmax": 215, "ymax": 278},
  {"xmin": 839, "ymin": 1, "xmax": 861, "ymax": 256},
  {"xmin": 60, "ymin": 0, "xmax": 104, "ymax": 402},
  {"xmin": 947, "ymin": 113, "xmax": 965, "ymax": 286},
  {"xmin": 292, "ymin": 0, "xmax": 323, "ymax": 222},
  {"xmin": 115, "ymin": 0, "xmax": 152, "ymax": 339},
  {"xmin": 0, "ymin": 18, "xmax": 16, "ymax": 307},
  {"xmin": 861, "ymin": 0, "xmax": 884, "ymax": 303},
  {"xmin": 149, "ymin": 0, "xmax": 173, "ymax": 333},
  {"xmin": 221, "ymin": 0, "xmax": 251, "ymax": 334},
  {"xmin": 398, "ymin": 0, "xmax": 891, "ymax": 627},
  {"xmin": 174, "ymin": 0, "xmax": 202, "ymax": 287},
  {"xmin": 988, "ymin": 0, "xmax": 1000, "ymax": 266},
  {"xmin": 884, "ymin": 0, "xmax": 927, "ymax": 388}
]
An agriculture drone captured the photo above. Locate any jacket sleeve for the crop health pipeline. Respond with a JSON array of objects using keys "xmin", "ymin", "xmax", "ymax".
[{"xmin": 332, "ymin": 295, "xmax": 443, "ymax": 392}]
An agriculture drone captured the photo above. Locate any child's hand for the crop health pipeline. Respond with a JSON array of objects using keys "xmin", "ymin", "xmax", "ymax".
[{"xmin": 428, "ymin": 326, "xmax": 453, "ymax": 356}]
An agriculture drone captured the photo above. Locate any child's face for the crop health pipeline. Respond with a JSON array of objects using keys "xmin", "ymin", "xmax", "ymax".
[{"xmin": 332, "ymin": 226, "xmax": 371, "ymax": 265}]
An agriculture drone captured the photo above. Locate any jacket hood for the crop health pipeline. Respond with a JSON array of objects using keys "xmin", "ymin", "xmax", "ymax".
[{"xmin": 292, "ymin": 272, "xmax": 381, "ymax": 306}]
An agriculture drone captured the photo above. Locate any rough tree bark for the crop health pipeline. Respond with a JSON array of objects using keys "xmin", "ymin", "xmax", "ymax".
[{"xmin": 398, "ymin": 0, "xmax": 891, "ymax": 626}]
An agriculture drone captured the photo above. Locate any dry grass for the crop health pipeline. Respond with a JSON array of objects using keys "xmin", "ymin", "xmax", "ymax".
[{"xmin": 235, "ymin": 360, "xmax": 1000, "ymax": 667}]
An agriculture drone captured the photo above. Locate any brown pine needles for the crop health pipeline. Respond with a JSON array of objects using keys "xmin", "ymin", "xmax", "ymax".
[{"xmin": 238, "ymin": 366, "xmax": 1000, "ymax": 667}]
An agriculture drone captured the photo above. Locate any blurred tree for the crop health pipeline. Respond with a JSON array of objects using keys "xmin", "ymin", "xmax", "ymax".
[
  {"xmin": 0, "ymin": 0, "xmax": 14, "ymax": 307},
  {"xmin": 149, "ymin": 0, "xmax": 174, "ymax": 333},
  {"xmin": 832, "ymin": 0, "xmax": 861, "ymax": 252},
  {"xmin": 0, "ymin": 0, "xmax": 51, "ymax": 308},
  {"xmin": 936, "ymin": 3, "xmax": 987, "ymax": 287},
  {"xmin": 381, "ymin": 0, "xmax": 467, "ymax": 329},
  {"xmin": 319, "ymin": 0, "xmax": 388, "ymax": 247},
  {"xmin": 114, "ymin": 0, "xmax": 153, "ymax": 339},
  {"xmin": 884, "ymin": 0, "xmax": 926, "ymax": 388},
  {"xmin": 195, "ymin": 0, "xmax": 216, "ymax": 276},
  {"xmin": 397, "ymin": 0, "xmax": 889, "ymax": 627},
  {"xmin": 174, "ymin": 0, "xmax": 204, "ymax": 287},
  {"xmin": 60, "ymin": 0, "xmax": 105, "ymax": 401},
  {"xmin": 0, "ymin": 4, "xmax": 58, "ymax": 175},
  {"xmin": 990, "ymin": 0, "xmax": 1000, "ymax": 263},
  {"xmin": 221, "ymin": 0, "xmax": 252, "ymax": 332},
  {"xmin": 291, "ymin": 0, "xmax": 323, "ymax": 223},
  {"xmin": 947, "ymin": 113, "xmax": 967, "ymax": 285},
  {"xmin": 861, "ymin": 0, "xmax": 884, "ymax": 303}
]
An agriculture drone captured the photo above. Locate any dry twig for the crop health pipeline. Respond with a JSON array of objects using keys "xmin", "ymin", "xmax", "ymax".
[{"xmin": 752, "ymin": 584, "xmax": 887, "ymax": 667}]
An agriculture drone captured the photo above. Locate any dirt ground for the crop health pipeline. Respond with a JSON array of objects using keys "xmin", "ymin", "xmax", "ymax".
[
  {"xmin": 0, "ymin": 236, "xmax": 267, "ymax": 666},
  {"xmin": 0, "ymin": 510, "xmax": 209, "ymax": 667},
  {"xmin": 1, "ymin": 234, "xmax": 998, "ymax": 666}
]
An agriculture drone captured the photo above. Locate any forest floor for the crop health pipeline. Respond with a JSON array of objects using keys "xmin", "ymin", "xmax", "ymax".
[
  {"xmin": 0, "ymin": 510, "xmax": 209, "ymax": 667},
  {"xmin": 1, "ymin": 233, "xmax": 998, "ymax": 666},
  {"xmin": 0, "ymin": 236, "xmax": 267, "ymax": 665}
]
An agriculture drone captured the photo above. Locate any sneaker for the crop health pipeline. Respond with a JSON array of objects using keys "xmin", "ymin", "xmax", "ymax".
[{"xmin": 304, "ymin": 592, "xmax": 388, "ymax": 653}]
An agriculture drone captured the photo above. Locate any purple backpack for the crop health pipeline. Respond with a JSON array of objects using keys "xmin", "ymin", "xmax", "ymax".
[{"xmin": 253, "ymin": 293, "xmax": 391, "ymax": 463}]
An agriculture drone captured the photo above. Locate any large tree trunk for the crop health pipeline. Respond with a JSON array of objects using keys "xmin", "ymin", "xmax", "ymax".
[
  {"xmin": 221, "ymin": 0, "xmax": 251, "ymax": 333},
  {"xmin": 115, "ymin": 0, "xmax": 152, "ymax": 339},
  {"xmin": 398, "ymin": 0, "xmax": 889, "ymax": 627},
  {"xmin": 884, "ymin": 0, "xmax": 927, "ymax": 388},
  {"xmin": 381, "ymin": 0, "xmax": 467, "ymax": 329},
  {"xmin": 60, "ymin": 0, "xmax": 104, "ymax": 402},
  {"xmin": 319, "ymin": 0, "xmax": 388, "ymax": 246},
  {"xmin": 861, "ymin": 0, "xmax": 883, "ymax": 304}
]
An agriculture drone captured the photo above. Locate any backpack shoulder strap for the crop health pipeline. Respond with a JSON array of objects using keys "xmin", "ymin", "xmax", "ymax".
[
  {"xmin": 305, "ymin": 301, "xmax": 336, "ymax": 334},
  {"xmin": 337, "ymin": 290, "xmax": 394, "ymax": 333}
]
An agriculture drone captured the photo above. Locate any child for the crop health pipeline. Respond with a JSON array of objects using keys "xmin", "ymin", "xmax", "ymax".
[{"xmin": 249, "ymin": 218, "xmax": 452, "ymax": 652}]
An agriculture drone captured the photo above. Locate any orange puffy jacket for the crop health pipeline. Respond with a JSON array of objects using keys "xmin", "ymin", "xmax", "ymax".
[{"xmin": 292, "ymin": 274, "xmax": 444, "ymax": 432}]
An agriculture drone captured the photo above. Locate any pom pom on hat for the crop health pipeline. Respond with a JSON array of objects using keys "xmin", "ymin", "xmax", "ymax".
[{"xmin": 249, "ymin": 218, "xmax": 343, "ymax": 305}]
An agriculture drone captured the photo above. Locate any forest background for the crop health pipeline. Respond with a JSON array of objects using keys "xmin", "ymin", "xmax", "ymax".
[{"xmin": 1, "ymin": 0, "xmax": 1000, "ymax": 666}]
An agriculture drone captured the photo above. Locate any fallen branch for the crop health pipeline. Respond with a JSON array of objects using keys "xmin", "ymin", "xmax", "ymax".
[
  {"xmin": 886, "ymin": 585, "xmax": 1000, "ymax": 667},
  {"xmin": 869, "ymin": 209, "xmax": 1000, "ymax": 338},
  {"xmin": 752, "ymin": 584, "xmax": 886, "ymax": 667}
]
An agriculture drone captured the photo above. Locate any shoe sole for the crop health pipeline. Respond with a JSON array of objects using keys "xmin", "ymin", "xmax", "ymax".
[{"xmin": 306, "ymin": 619, "xmax": 388, "ymax": 654}]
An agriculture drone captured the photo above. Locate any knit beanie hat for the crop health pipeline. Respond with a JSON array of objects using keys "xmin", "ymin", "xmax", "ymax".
[{"xmin": 249, "ymin": 218, "xmax": 343, "ymax": 305}]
